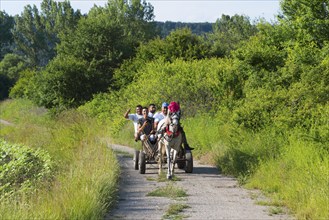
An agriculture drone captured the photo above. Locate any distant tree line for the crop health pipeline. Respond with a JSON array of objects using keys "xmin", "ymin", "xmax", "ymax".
[{"xmin": 155, "ymin": 21, "xmax": 213, "ymax": 37}]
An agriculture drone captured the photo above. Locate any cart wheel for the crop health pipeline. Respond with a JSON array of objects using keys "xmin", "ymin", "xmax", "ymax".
[
  {"xmin": 139, "ymin": 151, "xmax": 146, "ymax": 174},
  {"xmin": 133, "ymin": 150, "xmax": 139, "ymax": 170},
  {"xmin": 177, "ymin": 160, "xmax": 185, "ymax": 169},
  {"xmin": 177, "ymin": 149, "xmax": 185, "ymax": 169},
  {"xmin": 185, "ymin": 151, "xmax": 193, "ymax": 173}
]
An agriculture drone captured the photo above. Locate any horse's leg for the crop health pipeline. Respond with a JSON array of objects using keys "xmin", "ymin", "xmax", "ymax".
[
  {"xmin": 172, "ymin": 149, "xmax": 177, "ymax": 178},
  {"xmin": 166, "ymin": 144, "xmax": 172, "ymax": 179},
  {"xmin": 158, "ymin": 141, "xmax": 162, "ymax": 175}
]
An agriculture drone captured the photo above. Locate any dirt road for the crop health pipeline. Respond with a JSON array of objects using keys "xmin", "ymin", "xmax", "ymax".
[
  {"xmin": 106, "ymin": 144, "xmax": 293, "ymax": 220},
  {"xmin": 0, "ymin": 119, "xmax": 13, "ymax": 126}
]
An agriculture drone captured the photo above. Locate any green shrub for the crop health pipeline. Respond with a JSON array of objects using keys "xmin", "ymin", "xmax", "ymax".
[
  {"xmin": 0, "ymin": 99, "xmax": 119, "ymax": 219},
  {"xmin": 0, "ymin": 139, "xmax": 53, "ymax": 198}
]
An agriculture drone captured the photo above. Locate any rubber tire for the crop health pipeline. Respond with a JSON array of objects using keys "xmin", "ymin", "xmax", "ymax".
[
  {"xmin": 177, "ymin": 160, "xmax": 185, "ymax": 169},
  {"xmin": 139, "ymin": 151, "xmax": 146, "ymax": 174},
  {"xmin": 133, "ymin": 150, "xmax": 139, "ymax": 170},
  {"xmin": 185, "ymin": 151, "xmax": 193, "ymax": 173}
]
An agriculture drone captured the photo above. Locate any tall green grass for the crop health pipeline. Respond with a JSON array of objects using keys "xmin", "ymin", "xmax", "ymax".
[
  {"xmin": 0, "ymin": 99, "xmax": 120, "ymax": 219},
  {"xmin": 180, "ymin": 112, "xmax": 328, "ymax": 219},
  {"xmin": 246, "ymin": 135, "xmax": 329, "ymax": 220}
]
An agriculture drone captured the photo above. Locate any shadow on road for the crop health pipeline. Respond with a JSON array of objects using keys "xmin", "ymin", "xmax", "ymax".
[{"xmin": 191, "ymin": 166, "xmax": 220, "ymax": 175}]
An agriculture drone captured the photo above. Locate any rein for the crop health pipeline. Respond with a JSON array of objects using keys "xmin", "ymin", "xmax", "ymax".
[
  {"xmin": 165, "ymin": 125, "xmax": 180, "ymax": 139},
  {"xmin": 164, "ymin": 112, "xmax": 181, "ymax": 141}
]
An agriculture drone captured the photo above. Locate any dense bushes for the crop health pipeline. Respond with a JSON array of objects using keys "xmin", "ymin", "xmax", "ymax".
[
  {"xmin": 81, "ymin": 57, "xmax": 247, "ymax": 127},
  {"xmin": 0, "ymin": 139, "xmax": 53, "ymax": 198}
]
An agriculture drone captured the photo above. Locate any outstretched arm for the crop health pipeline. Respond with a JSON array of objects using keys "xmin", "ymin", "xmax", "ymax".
[{"xmin": 124, "ymin": 108, "xmax": 131, "ymax": 119}]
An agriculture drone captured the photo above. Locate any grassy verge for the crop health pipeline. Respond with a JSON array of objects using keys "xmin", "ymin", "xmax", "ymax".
[
  {"xmin": 0, "ymin": 99, "xmax": 120, "ymax": 219},
  {"xmin": 246, "ymin": 136, "xmax": 329, "ymax": 220},
  {"xmin": 182, "ymin": 113, "xmax": 329, "ymax": 220}
]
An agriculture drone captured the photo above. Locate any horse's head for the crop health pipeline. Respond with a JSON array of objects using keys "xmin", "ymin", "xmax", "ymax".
[{"xmin": 167, "ymin": 111, "xmax": 180, "ymax": 134}]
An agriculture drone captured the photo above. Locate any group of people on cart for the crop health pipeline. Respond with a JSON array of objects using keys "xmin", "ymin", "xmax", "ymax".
[{"xmin": 124, "ymin": 102, "xmax": 194, "ymax": 151}]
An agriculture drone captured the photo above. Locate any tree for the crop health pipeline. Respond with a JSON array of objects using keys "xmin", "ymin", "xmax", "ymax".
[
  {"xmin": 12, "ymin": 5, "xmax": 49, "ymax": 67},
  {"xmin": 134, "ymin": 27, "xmax": 209, "ymax": 62},
  {"xmin": 0, "ymin": 54, "xmax": 27, "ymax": 100},
  {"xmin": 24, "ymin": 0, "xmax": 156, "ymax": 109},
  {"xmin": 0, "ymin": 53, "xmax": 26, "ymax": 81},
  {"xmin": 40, "ymin": 0, "xmax": 81, "ymax": 35},
  {"xmin": 0, "ymin": 11, "xmax": 15, "ymax": 59},
  {"xmin": 155, "ymin": 21, "xmax": 213, "ymax": 38},
  {"xmin": 53, "ymin": 0, "xmax": 156, "ymax": 105},
  {"xmin": 164, "ymin": 28, "xmax": 210, "ymax": 61},
  {"xmin": 207, "ymin": 14, "xmax": 258, "ymax": 57},
  {"xmin": 40, "ymin": 0, "xmax": 81, "ymax": 58},
  {"xmin": 35, "ymin": 55, "xmax": 95, "ymax": 109},
  {"xmin": 11, "ymin": 0, "xmax": 81, "ymax": 67},
  {"xmin": 0, "ymin": 74, "xmax": 11, "ymax": 100},
  {"xmin": 280, "ymin": 0, "xmax": 329, "ymax": 46},
  {"xmin": 113, "ymin": 28, "xmax": 210, "ymax": 89}
]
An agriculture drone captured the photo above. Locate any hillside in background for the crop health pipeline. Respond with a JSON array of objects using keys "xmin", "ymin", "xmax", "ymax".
[{"xmin": 155, "ymin": 21, "xmax": 213, "ymax": 37}]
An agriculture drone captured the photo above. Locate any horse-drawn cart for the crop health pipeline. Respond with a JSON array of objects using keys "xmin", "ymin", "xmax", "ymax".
[
  {"xmin": 133, "ymin": 101, "xmax": 193, "ymax": 177},
  {"xmin": 133, "ymin": 135, "xmax": 193, "ymax": 174},
  {"xmin": 133, "ymin": 137, "xmax": 159, "ymax": 174}
]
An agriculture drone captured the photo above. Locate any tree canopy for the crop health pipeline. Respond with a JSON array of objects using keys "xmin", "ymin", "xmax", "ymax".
[
  {"xmin": 0, "ymin": 11, "xmax": 15, "ymax": 59},
  {"xmin": 280, "ymin": 0, "xmax": 329, "ymax": 46},
  {"xmin": 11, "ymin": 0, "xmax": 81, "ymax": 67}
]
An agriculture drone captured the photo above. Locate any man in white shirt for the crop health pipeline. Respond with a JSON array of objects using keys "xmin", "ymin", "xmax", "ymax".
[
  {"xmin": 153, "ymin": 102, "xmax": 169, "ymax": 129},
  {"xmin": 124, "ymin": 105, "xmax": 143, "ymax": 141},
  {"xmin": 148, "ymin": 103, "xmax": 156, "ymax": 117}
]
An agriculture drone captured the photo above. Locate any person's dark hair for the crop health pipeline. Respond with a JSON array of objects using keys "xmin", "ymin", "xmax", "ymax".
[
  {"xmin": 149, "ymin": 103, "xmax": 155, "ymax": 108},
  {"xmin": 142, "ymin": 106, "xmax": 148, "ymax": 111},
  {"xmin": 136, "ymin": 105, "xmax": 142, "ymax": 109}
]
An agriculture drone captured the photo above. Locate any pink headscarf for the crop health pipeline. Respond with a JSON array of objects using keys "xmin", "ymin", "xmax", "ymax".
[{"xmin": 168, "ymin": 102, "xmax": 180, "ymax": 113}]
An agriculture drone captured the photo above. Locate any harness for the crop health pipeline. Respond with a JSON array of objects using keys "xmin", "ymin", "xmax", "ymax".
[
  {"xmin": 164, "ymin": 112, "xmax": 181, "ymax": 141},
  {"xmin": 165, "ymin": 125, "xmax": 180, "ymax": 138}
]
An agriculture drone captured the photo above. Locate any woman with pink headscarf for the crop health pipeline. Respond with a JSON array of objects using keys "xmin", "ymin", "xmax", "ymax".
[{"xmin": 168, "ymin": 101, "xmax": 180, "ymax": 113}]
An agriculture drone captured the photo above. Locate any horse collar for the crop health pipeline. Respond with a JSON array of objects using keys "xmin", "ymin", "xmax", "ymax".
[{"xmin": 165, "ymin": 125, "xmax": 180, "ymax": 138}]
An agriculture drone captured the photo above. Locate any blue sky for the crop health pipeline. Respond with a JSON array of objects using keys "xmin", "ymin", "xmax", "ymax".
[{"xmin": 0, "ymin": 0, "xmax": 281, "ymax": 22}]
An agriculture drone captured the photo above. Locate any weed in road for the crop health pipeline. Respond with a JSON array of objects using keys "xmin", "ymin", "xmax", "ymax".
[
  {"xmin": 162, "ymin": 203, "xmax": 190, "ymax": 220},
  {"xmin": 147, "ymin": 183, "xmax": 187, "ymax": 199}
]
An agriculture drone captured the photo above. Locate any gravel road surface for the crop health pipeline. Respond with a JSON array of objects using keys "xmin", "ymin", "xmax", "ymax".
[{"xmin": 106, "ymin": 144, "xmax": 293, "ymax": 220}]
